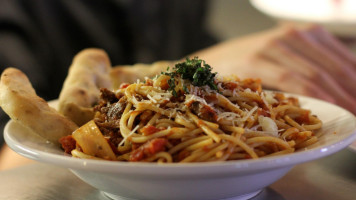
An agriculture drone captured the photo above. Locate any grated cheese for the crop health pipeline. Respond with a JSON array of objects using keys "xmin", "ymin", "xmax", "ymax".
[
  {"xmin": 152, "ymin": 92, "xmax": 172, "ymax": 101},
  {"xmin": 217, "ymin": 112, "xmax": 241, "ymax": 121},
  {"xmin": 241, "ymin": 106, "xmax": 258, "ymax": 122},
  {"xmin": 232, "ymin": 89, "xmax": 238, "ymax": 97},
  {"xmin": 265, "ymin": 92, "xmax": 278, "ymax": 104},
  {"xmin": 147, "ymin": 94, "xmax": 157, "ymax": 103},
  {"xmin": 118, "ymin": 125, "xmax": 140, "ymax": 147},
  {"xmin": 184, "ymin": 94, "xmax": 208, "ymax": 105},
  {"xmin": 260, "ymin": 92, "xmax": 269, "ymax": 108},
  {"xmin": 244, "ymin": 88, "xmax": 252, "ymax": 93},
  {"xmin": 249, "ymin": 124, "xmax": 261, "ymax": 131},
  {"xmin": 217, "ymin": 82, "xmax": 223, "ymax": 91},
  {"xmin": 201, "ymin": 85, "xmax": 214, "ymax": 94}
]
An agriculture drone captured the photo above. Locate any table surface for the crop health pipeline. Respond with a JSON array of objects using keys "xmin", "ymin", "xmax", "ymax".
[{"xmin": 0, "ymin": 148, "xmax": 355, "ymax": 200}]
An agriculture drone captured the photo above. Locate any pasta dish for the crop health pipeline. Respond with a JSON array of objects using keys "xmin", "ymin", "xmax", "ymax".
[{"xmin": 59, "ymin": 57, "xmax": 322, "ymax": 163}]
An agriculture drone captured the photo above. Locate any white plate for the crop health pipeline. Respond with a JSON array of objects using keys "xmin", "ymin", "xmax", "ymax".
[
  {"xmin": 4, "ymin": 95, "xmax": 356, "ymax": 200},
  {"xmin": 348, "ymin": 140, "xmax": 356, "ymax": 153}
]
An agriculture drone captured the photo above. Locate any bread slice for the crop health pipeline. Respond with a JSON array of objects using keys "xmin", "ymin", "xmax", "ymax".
[
  {"xmin": 110, "ymin": 60, "xmax": 173, "ymax": 90},
  {"xmin": 0, "ymin": 68, "xmax": 78, "ymax": 144},
  {"xmin": 58, "ymin": 48, "xmax": 112, "ymax": 126}
]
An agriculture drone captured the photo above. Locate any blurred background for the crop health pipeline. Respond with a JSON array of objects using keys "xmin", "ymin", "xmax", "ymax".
[
  {"xmin": 207, "ymin": 0, "xmax": 276, "ymax": 41},
  {"xmin": 208, "ymin": 0, "xmax": 356, "ymax": 47}
]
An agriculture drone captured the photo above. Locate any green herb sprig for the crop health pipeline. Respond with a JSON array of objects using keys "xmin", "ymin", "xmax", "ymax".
[{"xmin": 162, "ymin": 57, "xmax": 218, "ymax": 96}]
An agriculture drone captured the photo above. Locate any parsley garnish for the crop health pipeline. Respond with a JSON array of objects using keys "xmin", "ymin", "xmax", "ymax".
[{"xmin": 162, "ymin": 57, "xmax": 218, "ymax": 96}]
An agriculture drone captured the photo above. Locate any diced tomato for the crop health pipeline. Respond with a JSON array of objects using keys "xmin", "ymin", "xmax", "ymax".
[
  {"xmin": 130, "ymin": 148, "xmax": 145, "ymax": 161},
  {"xmin": 160, "ymin": 79, "xmax": 169, "ymax": 90},
  {"xmin": 140, "ymin": 125, "xmax": 161, "ymax": 136},
  {"xmin": 287, "ymin": 97, "xmax": 300, "ymax": 106},
  {"xmin": 241, "ymin": 78, "xmax": 262, "ymax": 92},
  {"xmin": 274, "ymin": 93, "xmax": 285, "ymax": 102},
  {"xmin": 296, "ymin": 134, "xmax": 308, "ymax": 140},
  {"xmin": 144, "ymin": 79, "xmax": 153, "ymax": 86},
  {"xmin": 295, "ymin": 110, "xmax": 310, "ymax": 124},
  {"xmin": 224, "ymin": 82, "xmax": 238, "ymax": 90},
  {"xmin": 119, "ymin": 83, "xmax": 130, "ymax": 89},
  {"xmin": 145, "ymin": 138, "xmax": 167, "ymax": 155},
  {"xmin": 129, "ymin": 138, "xmax": 168, "ymax": 161},
  {"xmin": 59, "ymin": 135, "xmax": 76, "ymax": 154}
]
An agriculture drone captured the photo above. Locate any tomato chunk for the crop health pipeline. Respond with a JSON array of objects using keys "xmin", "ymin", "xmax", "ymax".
[
  {"xmin": 129, "ymin": 138, "xmax": 167, "ymax": 161},
  {"xmin": 119, "ymin": 83, "xmax": 130, "ymax": 89},
  {"xmin": 140, "ymin": 125, "xmax": 161, "ymax": 136}
]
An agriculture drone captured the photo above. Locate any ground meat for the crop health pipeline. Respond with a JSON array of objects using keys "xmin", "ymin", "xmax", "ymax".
[
  {"xmin": 100, "ymin": 88, "xmax": 117, "ymax": 103},
  {"xmin": 95, "ymin": 93, "xmax": 126, "ymax": 123},
  {"xmin": 59, "ymin": 135, "xmax": 76, "ymax": 154},
  {"xmin": 93, "ymin": 88, "xmax": 127, "ymax": 148},
  {"xmin": 190, "ymin": 101, "xmax": 218, "ymax": 122}
]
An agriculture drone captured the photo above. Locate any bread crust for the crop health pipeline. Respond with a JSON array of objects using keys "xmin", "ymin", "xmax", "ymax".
[
  {"xmin": 58, "ymin": 48, "xmax": 112, "ymax": 126},
  {"xmin": 0, "ymin": 68, "xmax": 78, "ymax": 144},
  {"xmin": 110, "ymin": 60, "xmax": 173, "ymax": 90}
]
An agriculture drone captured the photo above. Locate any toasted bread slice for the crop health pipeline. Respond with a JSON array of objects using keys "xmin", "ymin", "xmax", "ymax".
[
  {"xmin": 110, "ymin": 60, "xmax": 173, "ymax": 90},
  {"xmin": 0, "ymin": 68, "xmax": 78, "ymax": 144},
  {"xmin": 58, "ymin": 48, "xmax": 112, "ymax": 126}
]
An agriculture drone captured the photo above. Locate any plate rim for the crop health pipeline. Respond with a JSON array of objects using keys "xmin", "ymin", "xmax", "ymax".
[{"xmin": 348, "ymin": 141, "xmax": 356, "ymax": 153}]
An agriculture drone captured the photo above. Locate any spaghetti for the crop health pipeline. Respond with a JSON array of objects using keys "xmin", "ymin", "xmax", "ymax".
[{"xmin": 59, "ymin": 58, "xmax": 322, "ymax": 163}]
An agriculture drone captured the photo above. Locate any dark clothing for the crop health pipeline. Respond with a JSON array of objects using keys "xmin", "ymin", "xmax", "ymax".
[{"xmin": 0, "ymin": 0, "xmax": 217, "ymax": 146}]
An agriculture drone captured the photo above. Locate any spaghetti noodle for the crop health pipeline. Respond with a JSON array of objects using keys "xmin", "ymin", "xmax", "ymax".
[{"xmin": 59, "ymin": 57, "xmax": 322, "ymax": 163}]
